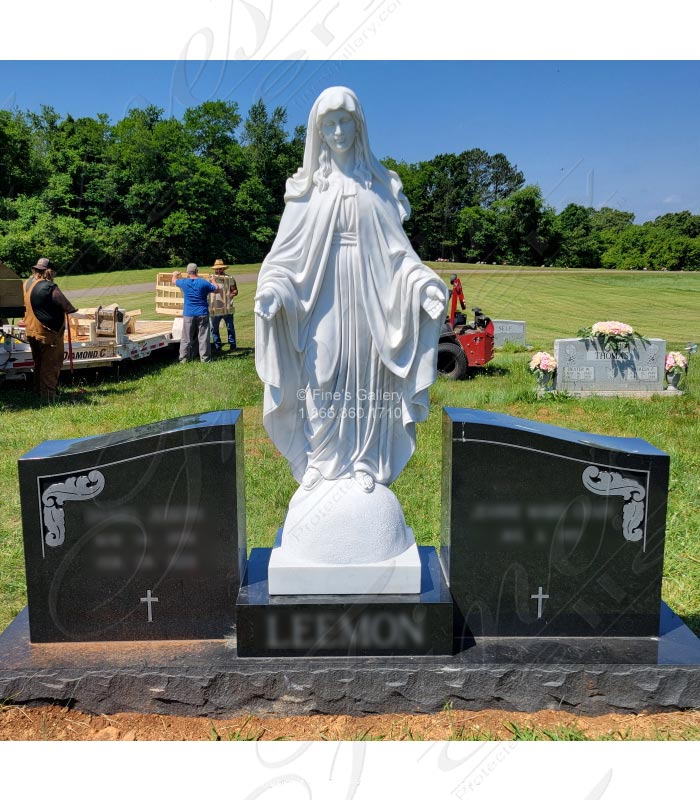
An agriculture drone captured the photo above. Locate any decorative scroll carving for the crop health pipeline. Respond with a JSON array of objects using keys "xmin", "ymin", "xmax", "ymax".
[
  {"xmin": 41, "ymin": 470, "xmax": 105, "ymax": 547},
  {"xmin": 581, "ymin": 466, "xmax": 646, "ymax": 543}
]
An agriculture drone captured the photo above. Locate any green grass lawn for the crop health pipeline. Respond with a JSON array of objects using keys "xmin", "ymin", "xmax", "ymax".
[
  {"xmin": 56, "ymin": 263, "xmax": 263, "ymax": 293},
  {"xmin": 1, "ymin": 269, "xmax": 699, "ymax": 637},
  {"xmin": 57, "ymin": 266, "xmax": 700, "ymax": 353}
]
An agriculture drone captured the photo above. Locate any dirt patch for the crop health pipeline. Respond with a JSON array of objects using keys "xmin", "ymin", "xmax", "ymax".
[{"xmin": 2, "ymin": 706, "xmax": 700, "ymax": 741}]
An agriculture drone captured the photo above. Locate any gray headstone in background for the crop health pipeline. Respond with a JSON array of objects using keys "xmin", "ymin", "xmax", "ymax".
[
  {"xmin": 493, "ymin": 319, "xmax": 527, "ymax": 347},
  {"xmin": 554, "ymin": 337, "xmax": 666, "ymax": 395}
]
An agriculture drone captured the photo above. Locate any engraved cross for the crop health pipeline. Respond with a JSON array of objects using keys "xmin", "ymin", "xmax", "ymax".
[
  {"xmin": 140, "ymin": 589, "xmax": 159, "ymax": 623},
  {"xmin": 530, "ymin": 586, "xmax": 549, "ymax": 619}
]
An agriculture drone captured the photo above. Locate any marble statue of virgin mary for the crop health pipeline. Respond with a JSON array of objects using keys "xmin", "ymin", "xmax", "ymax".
[
  {"xmin": 255, "ymin": 86, "xmax": 445, "ymax": 489},
  {"xmin": 255, "ymin": 87, "xmax": 446, "ymax": 591}
]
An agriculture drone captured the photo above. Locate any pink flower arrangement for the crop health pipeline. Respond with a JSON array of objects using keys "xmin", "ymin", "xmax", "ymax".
[
  {"xmin": 577, "ymin": 320, "xmax": 647, "ymax": 353},
  {"xmin": 591, "ymin": 321, "xmax": 634, "ymax": 337},
  {"xmin": 665, "ymin": 351, "xmax": 688, "ymax": 374},
  {"xmin": 529, "ymin": 351, "xmax": 557, "ymax": 374}
]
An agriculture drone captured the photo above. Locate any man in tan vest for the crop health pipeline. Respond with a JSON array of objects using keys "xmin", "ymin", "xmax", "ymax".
[{"xmin": 22, "ymin": 257, "xmax": 77, "ymax": 401}]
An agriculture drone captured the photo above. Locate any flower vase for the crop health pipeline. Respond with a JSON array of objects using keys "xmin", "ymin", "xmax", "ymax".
[
  {"xmin": 666, "ymin": 371, "xmax": 683, "ymax": 391},
  {"xmin": 536, "ymin": 371, "xmax": 553, "ymax": 393}
]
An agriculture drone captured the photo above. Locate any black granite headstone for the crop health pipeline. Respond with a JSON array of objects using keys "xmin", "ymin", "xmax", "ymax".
[
  {"xmin": 441, "ymin": 408, "xmax": 669, "ymax": 640},
  {"xmin": 18, "ymin": 410, "xmax": 246, "ymax": 643},
  {"xmin": 236, "ymin": 547, "xmax": 454, "ymax": 657}
]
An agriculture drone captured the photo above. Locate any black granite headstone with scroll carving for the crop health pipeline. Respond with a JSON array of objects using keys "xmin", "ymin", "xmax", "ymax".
[
  {"xmin": 441, "ymin": 408, "xmax": 669, "ymax": 641},
  {"xmin": 18, "ymin": 410, "xmax": 245, "ymax": 642}
]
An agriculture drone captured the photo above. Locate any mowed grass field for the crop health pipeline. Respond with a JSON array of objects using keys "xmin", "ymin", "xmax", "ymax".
[{"xmin": 1, "ymin": 266, "xmax": 699, "ymax": 636}]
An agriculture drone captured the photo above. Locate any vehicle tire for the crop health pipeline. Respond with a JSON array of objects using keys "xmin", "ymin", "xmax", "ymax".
[{"xmin": 437, "ymin": 341, "xmax": 468, "ymax": 380}]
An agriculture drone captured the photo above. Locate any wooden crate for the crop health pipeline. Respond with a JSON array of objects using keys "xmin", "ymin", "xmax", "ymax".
[
  {"xmin": 156, "ymin": 272, "xmax": 236, "ymax": 316},
  {"xmin": 0, "ymin": 261, "xmax": 25, "ymax": 316},
  {"xmin": 204, "ymin": 273, "xmax": 236, "ymax": 316},
  {"xmin": 155, "ymin": 273, "xmax": 184, "ymax": 316}
]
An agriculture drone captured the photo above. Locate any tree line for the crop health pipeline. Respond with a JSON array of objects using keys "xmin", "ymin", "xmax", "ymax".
[{"xmin": 1, "ymin": 100, "xmax": 699, "ymax": 275}]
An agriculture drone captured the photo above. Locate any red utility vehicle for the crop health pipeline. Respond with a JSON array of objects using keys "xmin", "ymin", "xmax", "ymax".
[{"xmin": 437, "ymin": 275, "xmax": 494, "ymax": 380}]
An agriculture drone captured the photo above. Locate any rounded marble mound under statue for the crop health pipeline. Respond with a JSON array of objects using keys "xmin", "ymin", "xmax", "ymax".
[{"xmin": 254, "ymin": 86, "xmax": 447, "ymax": 594}]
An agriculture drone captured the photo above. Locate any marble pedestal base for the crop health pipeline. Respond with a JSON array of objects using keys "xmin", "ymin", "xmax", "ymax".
[{"xmin": 268, "ymin": 529, "xmax": 422, "ymax": 595}]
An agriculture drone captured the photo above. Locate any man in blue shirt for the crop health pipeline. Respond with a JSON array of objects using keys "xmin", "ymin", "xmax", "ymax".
[{"xmin": 172, "ymin": 263, "xmax": 221, "ymax": 363}]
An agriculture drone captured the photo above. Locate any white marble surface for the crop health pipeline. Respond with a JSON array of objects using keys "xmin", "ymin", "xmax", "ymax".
[
  {"xmin": 280, "ymin": 478, "xmax": 414, "ymax": 564},
  {"xmin": 253, "ymin": 87, "xmax": 446, "ymax": 591},
  {"xmin": 268, "ymin": 529, "xmax": 422, "ymax": 595}
]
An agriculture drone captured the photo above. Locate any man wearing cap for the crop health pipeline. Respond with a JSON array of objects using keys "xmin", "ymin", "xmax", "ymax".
[
  {"xmin": 22, "ymin": 257, "xmax": 78, "ymax": 401},
  {"xmin": 209, "ymin": 258, "xmax": 238, "ymax": 352},
  {"xmin": 172, "ymin": 263, "xmax": 221, "ymax": 363}
]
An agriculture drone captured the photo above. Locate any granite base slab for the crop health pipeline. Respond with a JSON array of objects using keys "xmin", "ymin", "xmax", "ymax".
[
  {"xmin": 557, "ymin": 390, "xmax": 681, "ymax": 397},
  {"xmin": 2, "ymin": 603, "xmax": 700, "ymax": 718},
  {"xmin": 238, "ymin": 546, "xmax": 452, "ymax": 656}
]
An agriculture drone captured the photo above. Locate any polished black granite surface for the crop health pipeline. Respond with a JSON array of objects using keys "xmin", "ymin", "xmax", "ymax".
[
  {"xmin": 236, "ymin": 547, "xmax": 454, "ymax": 657},
  {"xmin": 18, "ymin": 411, "xmax": 246, "ymax": 642},
  {"xmin": 441, "ymin": 408, "xmax": 670, "ymax": 639}
]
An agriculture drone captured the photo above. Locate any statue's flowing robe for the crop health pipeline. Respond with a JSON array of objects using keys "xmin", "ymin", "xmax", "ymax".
[{"xmin": 255, "ymin": 175, "xmax": 444, "ymax": 485}]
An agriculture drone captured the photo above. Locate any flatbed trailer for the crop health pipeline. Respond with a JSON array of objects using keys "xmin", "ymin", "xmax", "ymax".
[{"xmin": 1, "ymin": 318, "xmax": 182, "ymax": 380}]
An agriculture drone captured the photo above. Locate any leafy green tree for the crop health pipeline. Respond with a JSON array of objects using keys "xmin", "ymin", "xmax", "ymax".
[
  {"xmin": 484, "ymin": 152, "xmax": 525, "ymax": 205},
  {"xmin": 552, "ymin": 204, "xmax": 602, "ymax": 268},
  {"xmin": 590, "ymin": 207, "xmax": 635, "ymax": 243},
  {"xmin": 0, "ymin": 195, "xmax": 94, "ymax": 275},
  {"xmin": 599, "ymin": 223, "xmax": 698, "ymax": 271},
  {"xmin": 382, "ymin": 149, "xmax": 523, "ymax": 260},
  {"xmin": 456, "ymin": 205, "xmax": 502, "ymax": 263},
  {"xmin": 0, "ymin": 109, "xmax": 46, "ymax": 198},
  {"xmin": 492, "ymin": 185, "xmax": 558, "ymax": 265},
  {"xmin": 240, "ymin": 100, "xmax": 305, "ymax": 258},
  {"xmin": 2, "ymin": 98, "xmax": 699, "ymax": 276},
  {"xmin": 649, "ymin": 211, "xmax": 700, "ymax": 239}
]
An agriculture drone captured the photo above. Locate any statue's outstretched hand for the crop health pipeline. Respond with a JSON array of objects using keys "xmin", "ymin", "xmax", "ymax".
[
  {"xmin": 421, "ymin": 284, "xmax": 446, "ymax": 320},
  {"xmin": 254, "ymin": 288, "xmax": 281, "ymax": 321}
]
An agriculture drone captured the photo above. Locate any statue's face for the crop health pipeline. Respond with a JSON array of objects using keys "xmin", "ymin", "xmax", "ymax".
[{"xmin": 320, "ymin": 109, "xmax": 356, "ymax": 154}]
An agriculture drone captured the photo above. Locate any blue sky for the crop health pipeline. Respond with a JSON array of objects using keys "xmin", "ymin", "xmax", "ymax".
[{"xmin": 2, "ymin": 60, "xmax": 699, "ymax": 223}]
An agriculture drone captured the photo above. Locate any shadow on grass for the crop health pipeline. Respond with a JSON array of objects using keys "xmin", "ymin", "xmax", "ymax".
[
  {"xmin": 0, "ymin": 380, "xmax": 137, "ymax": 411},
  {"xmin": 0, "ymin": 348, "xmax": 177, "ymax": 411},
  {"xmin": 211, "ymin": 347, "xmax": 255, "ymax": 359},
  {"xmin": 1, "ymin": 346, "xmax": 259, "ymax": 412},
  {"xmin": 468, "ymin": 364, "xmax": 511, "ymax": 379}
]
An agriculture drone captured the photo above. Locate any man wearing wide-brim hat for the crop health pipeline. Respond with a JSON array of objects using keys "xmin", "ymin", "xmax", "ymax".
[
  {"xmin": 209, "ymin": 258, "xmax": 238, "ymax": 352},
  {"xmin": 22, "ymin": 257, "xmax": 78, "ymax": 401}
]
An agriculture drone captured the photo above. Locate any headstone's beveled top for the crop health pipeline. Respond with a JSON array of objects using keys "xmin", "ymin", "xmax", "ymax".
[
  {"xmin": 20, "ymin": 410, "xmax": 241, "ymax": 460},
  {"xmin": 444, "ymin": 407, "xmax": 668, "ymax": 458}
]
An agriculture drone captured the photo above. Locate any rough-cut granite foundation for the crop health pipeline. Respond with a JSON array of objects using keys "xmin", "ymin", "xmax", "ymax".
[{"xmin": 2, "ymin": 604, "xmax": 700, "ymax": 718}]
